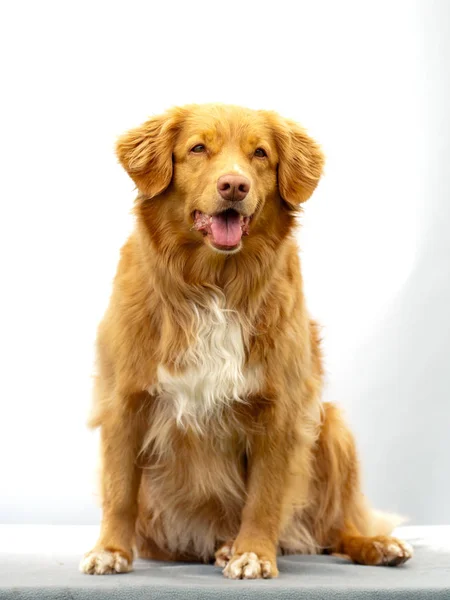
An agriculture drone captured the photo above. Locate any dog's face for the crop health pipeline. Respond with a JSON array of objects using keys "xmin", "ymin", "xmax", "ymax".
[
  {"xmin": 117, "ymin": 104, "xmax": 324, "ymax": 254},
  {"xmin": 172, "ymin": 107, "xmax": 278, "ymax": 253}
]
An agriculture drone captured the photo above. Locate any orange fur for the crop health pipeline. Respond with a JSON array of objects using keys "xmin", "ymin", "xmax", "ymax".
[{"xmin": 80, "ymin": 104, "xmax": 412, "ymax": 578}]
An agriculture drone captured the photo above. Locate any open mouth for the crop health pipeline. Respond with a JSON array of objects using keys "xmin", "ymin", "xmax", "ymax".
[{"xmin": 193, "ymin": 209, "xmax": 252, "ymax": 252}]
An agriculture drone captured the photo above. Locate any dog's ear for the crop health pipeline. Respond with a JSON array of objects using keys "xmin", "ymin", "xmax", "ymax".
[
  {"xmin": 116, "ymin": 108, "xmax": 183, "ymax": 198},
  {"xmin": 266, "ymin": 112, "xmax": 325, "ymax": 207}
]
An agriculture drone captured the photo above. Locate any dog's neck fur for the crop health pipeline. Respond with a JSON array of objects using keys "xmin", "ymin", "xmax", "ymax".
[
  {"xmin": 133, "ymin": 193, "xmax": 302, "ymax": 379},
  {"xmin": 136, "ymin": 194, "xmax": 297, "ymax": 310}
]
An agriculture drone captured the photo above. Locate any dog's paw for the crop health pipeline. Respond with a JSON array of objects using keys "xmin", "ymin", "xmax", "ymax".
[
  {"xmin": 214, "ymin": 542, "xmax": 233, "ymax": 568},
  {"xmin": 223, "ymin": 551, "xmax": 278, "ymax": 579},
  {"xmin": 79, "ymin": 549, "xmax": 132, "ymax": 575},
  {"xmin": 349, "ymin": 536, "xmax": 413, "ymax": 567}
]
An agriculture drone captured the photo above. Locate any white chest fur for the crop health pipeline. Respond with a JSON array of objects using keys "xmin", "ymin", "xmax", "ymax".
[{"xmin": 149, "ymin": 299, "xmax": 260, "ymax": 431}]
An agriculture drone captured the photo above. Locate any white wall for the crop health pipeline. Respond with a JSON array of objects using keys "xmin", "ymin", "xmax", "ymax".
[{"xmin": 1, "ymin": 0, "xmax": 448, "ymax": 524}]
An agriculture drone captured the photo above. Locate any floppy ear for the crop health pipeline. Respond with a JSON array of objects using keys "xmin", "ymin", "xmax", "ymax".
[
  {"xmin": 116, "ymin": 108, "xmax": 183, "ymax": 198},
  {"xmin": 266, "ymin": 112, "xmax": 325, "ymax": 207}
]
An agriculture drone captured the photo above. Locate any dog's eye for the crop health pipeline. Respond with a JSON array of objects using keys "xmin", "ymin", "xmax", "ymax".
[
  {"xmin": 191, "ymin": 144, "xmax": 206, "ymax": 153},
  {"xmin": 254, "ymin": 147, "xmax": 267, "ymax": 158}
]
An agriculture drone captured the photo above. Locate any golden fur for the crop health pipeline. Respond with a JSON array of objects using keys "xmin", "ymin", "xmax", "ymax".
[{"xmin": 80, "ymin": 104, "xmax": 412, "ymax": 578}]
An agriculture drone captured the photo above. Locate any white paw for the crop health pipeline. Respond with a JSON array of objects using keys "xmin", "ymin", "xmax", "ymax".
[
  {"xmin": 223, "ymin": 552, "xmax": 275, "ymax": 579},
  {"xmin": 214, "ymin": 543, "xmax": 232, "ymax": 568},
  {"xmin": 79, "ymin": 549, "xmax": 131, "ymax": 575},
  {"xmin": 374, "ymin": 539, "xmax": 414, "ymax": 566}
]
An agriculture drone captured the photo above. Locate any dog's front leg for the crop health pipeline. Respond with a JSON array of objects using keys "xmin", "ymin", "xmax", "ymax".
[
  {"xmin": 80, "ymin": 403, "xmax": 143, "ymax": 574},
  {"xmin": 223, "ymin": 407, "xmax": 304, "ymax": 580}
]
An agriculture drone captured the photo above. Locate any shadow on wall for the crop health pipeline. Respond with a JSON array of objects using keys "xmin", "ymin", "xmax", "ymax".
[
  {"xmin": 318, "ymin": 1, "xmax": 450, "ymax": 526},
  {"xmin": 350, "ymin": 50, "xmax": 450, "ymax": 524}
]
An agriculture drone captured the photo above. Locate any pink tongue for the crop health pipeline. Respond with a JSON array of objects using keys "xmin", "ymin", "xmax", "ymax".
[{"xmin": 210, "ymin": 212, "xmax": 242, "ymax": 247}]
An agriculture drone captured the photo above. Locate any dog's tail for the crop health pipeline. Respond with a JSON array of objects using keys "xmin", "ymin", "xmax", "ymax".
[
  {"xmin": 351, "ymin": 491, "xmax": 407, "ymax": 537},
  {"xmin": 369, "ymin": 509, "xmax": 407, "ymax": 535}
]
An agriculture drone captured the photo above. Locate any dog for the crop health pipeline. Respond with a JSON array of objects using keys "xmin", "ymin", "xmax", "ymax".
[{"xmin": 80, "ymin": 104, "xmax": 413, "ymax": 579}]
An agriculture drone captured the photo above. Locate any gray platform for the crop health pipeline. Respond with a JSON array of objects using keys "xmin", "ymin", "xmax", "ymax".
[{"xmin": 1, "ymin": 525, "xmax": 449, "ymax": 599}]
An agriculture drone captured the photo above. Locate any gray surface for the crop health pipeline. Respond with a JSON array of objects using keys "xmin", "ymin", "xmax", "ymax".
[{"xmin": 0, "ymin": 526, "xmax": 449, "ymax": 599}]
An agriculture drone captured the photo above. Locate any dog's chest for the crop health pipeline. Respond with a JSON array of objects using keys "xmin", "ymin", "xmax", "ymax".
[{"xmin": 148, "ymin": 300, "xmax": 260, "ymax": 430}]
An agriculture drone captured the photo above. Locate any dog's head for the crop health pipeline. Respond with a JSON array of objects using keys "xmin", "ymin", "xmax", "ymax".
[{"xmin": 117, "ymin": 104, "xmax": 324, "ymax": 254}]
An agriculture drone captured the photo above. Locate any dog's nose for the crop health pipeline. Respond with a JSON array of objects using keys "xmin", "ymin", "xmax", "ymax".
[{"xmin": 217, "ymin": 175, "xmax": 251, "ymax": 202}]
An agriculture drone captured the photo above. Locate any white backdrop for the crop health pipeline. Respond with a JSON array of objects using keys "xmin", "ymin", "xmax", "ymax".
[{"xmin": 1, "ymin": 0, "xmax": 449, "ymax": 525}]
